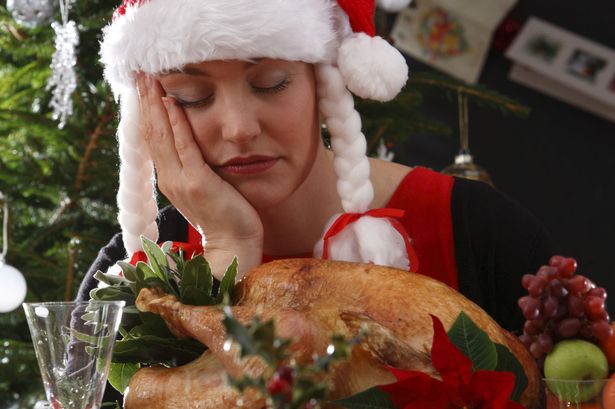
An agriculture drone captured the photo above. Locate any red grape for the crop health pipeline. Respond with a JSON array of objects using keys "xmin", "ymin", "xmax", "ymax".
[
  {"xmin": 556, "ymin": 318, "xmax": 581, "ymax": 338},
  {"xmin": 518, "ymin": 255, "xmax": 610, "ymax": 359},
  {"xmin": 528, "ymin": 276, "xmax": 547, "ymax": 297},
  {"xmin": 568, "ymin": 275, "xmax": 591, "ymax": 295},
  {"xmin": 529, "ymin": 341, "xmax": 543, "ymax": 359},
  {"xmin": 567, "ymin": 295, "xmax": 585, "ymax": 317},
  {"xmin": 543, "ymin": 296, "xmax": 559, "ymax": 318},
  {"xmin": 537, "ymin": 333, "xmax": 553, "ymax": 354},
  {"xmin": 548, "ymin": 280, "xmax": 568, "ymax": 299},
  {"xmin": 559, "ymin": 257, "xmax": 577, "ymax": 277},
  {"xmin": 585, "ymin": 296, "xmax": 606, "ymax": 319},
  {"xmin": 521, "ymin": 274, "xmax": 534, "ymax": 290},
  {"xmin": 588, "ymin": 287, "xmax": 607, "ymax": 299},
  {"xmin": 591, "ymin": 321, "xmax": 613, "ymax": 343}
]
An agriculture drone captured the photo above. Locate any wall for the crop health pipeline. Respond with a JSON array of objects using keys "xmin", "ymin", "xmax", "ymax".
[{"xmin": 395, "ymin": 0, "xmax": 615, "ymax": 314}]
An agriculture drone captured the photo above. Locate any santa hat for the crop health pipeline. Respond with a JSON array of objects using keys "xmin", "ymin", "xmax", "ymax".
[{"xmin": 101, "ymin": 0, "xmax": 416, "ymax": 271}]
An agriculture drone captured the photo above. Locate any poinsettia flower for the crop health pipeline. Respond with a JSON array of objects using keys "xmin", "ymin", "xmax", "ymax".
[{"xmin": 378, "ymin": 315, "xmax": 524, "ymax": 409}]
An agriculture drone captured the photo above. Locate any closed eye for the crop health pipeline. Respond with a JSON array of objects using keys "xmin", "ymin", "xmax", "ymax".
[
  {"xmin": 252, "ymin": 79, "xmax": 290, "ymax": 94},
  {"xmin": 173, "ymin": 94, "xmax": 213, "ymax": 109}
]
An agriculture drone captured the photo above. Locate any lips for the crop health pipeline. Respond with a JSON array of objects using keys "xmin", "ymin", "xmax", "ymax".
[{"xmin": 217, "ymin": 155, "xmax": 279, "ymax": 175}]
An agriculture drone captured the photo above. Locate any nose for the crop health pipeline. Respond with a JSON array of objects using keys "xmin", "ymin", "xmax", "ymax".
[{"xmin": 218, "ymin": 92, "xmax": 261, "ymax": 145}]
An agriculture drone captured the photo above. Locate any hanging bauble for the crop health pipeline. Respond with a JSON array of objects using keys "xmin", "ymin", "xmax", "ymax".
[
  {"xmin": 377, "ymin": 0, "xmax": 413, "ymax": 13},
  {"xmin": 0, "ymin": 263, "xmax": 27, "ymax": 313},
  {"xmin": 6, "ymin": 0, "xmax": 56, "ymax": 28}
]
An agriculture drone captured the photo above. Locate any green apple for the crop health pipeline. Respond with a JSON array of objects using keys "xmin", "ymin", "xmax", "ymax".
[{"xmin": 544, "ymin": 339, "xmax": 609, "ymax": 403}]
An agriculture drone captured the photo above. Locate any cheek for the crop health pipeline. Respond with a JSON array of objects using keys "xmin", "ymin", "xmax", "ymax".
[{"xmin": 182, "ymin": 112, "xmax": 216, "ymax": 163}]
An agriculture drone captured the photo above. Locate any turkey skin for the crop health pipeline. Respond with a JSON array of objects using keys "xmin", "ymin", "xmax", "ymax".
[{"xmin": 125, "ymin": 258, "xmax": 539, "ymax": 408}]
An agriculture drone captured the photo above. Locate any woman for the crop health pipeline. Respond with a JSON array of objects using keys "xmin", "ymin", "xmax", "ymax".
[{"xmin": 78, "ymin": 0, "xmax": 558, "ymax": 333}]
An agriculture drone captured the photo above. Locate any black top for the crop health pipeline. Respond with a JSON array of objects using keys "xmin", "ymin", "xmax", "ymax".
[{"xmin": 77, "ymin": 177, "xmax": 559, "ymax": 333}]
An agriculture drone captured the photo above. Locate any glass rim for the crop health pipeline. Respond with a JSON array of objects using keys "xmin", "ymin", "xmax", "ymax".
[
  {"xmin": 22, "ymin": 300, "xmax": 126, "ymax": 307},
  {"xmin": 542, "ymin": 377, "xmax": 611, "ymax": 383}
]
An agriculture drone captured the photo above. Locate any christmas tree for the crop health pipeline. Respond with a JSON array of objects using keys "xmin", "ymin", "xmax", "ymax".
[{"xmin": 0, "ymin": 2, "xmax": 529, "ymax": 407}]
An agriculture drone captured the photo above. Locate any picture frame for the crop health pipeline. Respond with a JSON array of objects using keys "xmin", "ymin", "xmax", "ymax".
[{"xmin": 506, "ymin": 17, "xmax": 615, "ymax": 123}]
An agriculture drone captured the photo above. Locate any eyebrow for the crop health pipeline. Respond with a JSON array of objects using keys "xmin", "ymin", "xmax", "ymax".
[{"xmin": 161, "ymin": 59, "xmax": 264, "ymax": 77}]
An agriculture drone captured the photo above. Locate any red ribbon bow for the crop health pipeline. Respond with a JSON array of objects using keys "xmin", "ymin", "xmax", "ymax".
[{"xmin": 322, "ymin": 208, "xmax": 419, "ymax": 273}]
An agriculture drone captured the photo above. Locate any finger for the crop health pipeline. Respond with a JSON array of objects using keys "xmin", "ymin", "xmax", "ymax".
[
  {"xmin": 162, "ymin": 96, "xmax": 216, "ymax": 178},
  {"xmin": 143, "ymin": 75, "xmax": 182, "ymax": 171}
]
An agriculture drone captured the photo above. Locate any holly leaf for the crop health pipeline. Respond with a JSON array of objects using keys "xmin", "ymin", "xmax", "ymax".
[
  {"xmin": 494, "ymin": 343, "xmax": 528, "ymax": 403},
  {"xmin": 108, "ymin": 362, "xmax": 139, "ymax": 394},
  {"xmin": 333, "ymin": 386, "xmax": 396, "ymax": 408},
  {"xmin": 447, "ymin": 311, "xmax": 498, "ymax": 371}
]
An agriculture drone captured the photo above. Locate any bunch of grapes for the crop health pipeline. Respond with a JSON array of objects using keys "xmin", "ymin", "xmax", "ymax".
[{"xmin": 518, "ymin": 255, "xmax": 613, "ymax": 359}]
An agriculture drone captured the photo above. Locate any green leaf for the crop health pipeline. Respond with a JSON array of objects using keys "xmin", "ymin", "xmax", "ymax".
[
  {"xmin": 181, "ymin": 287, "xmax": 217, "ymax": 306},
  {"xmin": 494, "ymin": 343, "xmax": 528, "ymax": 403},
  {"xmin": 138, "ymin": 237, "xmax": 169, "ymax": 281},
  {"xmin": 217, "ymin": 256, "xmax": 238, "ymax": 303},
  {"xmin": 180, "ymin": 255, "xmax": 213, "ymax": 305},
  {"xmin": 333, "ymin": 386, "xmax": 396, "ymax": 408},
  {"xmin": 447, "ymin": 311, "xmax": 497, "ymax": 371},
  {"xmin": 222, "ymin": 307, "xmax": 260, "ymax": 358},
  {"xmin": 112, "ymin": 336, "xmax": 205, "ymax": 366},
  {"xmin": 89, "ymin": 287, "xmax": 136, "ymax": 304},
  {"xmin": 108, "ymin": 362, "xmax": 139, "ymax": 394},
  {"xmin": 117, "ymin": 261, "xmax": 138, "ymax": 282}
]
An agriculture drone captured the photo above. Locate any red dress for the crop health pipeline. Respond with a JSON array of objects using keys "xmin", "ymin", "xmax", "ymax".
[{"xmin": 141, "ymin": 166, "xmax": 460, "ymax": 290}]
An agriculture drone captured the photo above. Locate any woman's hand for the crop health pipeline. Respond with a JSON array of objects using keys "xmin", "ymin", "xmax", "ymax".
[{"xmin": 136, "ymin": 73, "xmax": 264, "ymax": 278}]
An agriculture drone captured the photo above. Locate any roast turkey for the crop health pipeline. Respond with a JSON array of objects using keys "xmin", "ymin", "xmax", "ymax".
[{"xmin": 124, "ymin": 258, "xmax": 540, "ymax": 408}]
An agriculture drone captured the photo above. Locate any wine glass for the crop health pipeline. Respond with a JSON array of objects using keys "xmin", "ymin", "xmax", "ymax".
[
  {"xmin": 23, "ymin": 301, "xmax": 124, "ymax": 409},
  {"xmin": 441, "ymin": 90, "xmax": 494, "ymax": 186}
]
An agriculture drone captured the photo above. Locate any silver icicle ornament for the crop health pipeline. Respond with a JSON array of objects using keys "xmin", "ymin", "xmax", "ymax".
[{"xmin": 46, "ymin": 0, "xmax": 78, "ymax": 129}]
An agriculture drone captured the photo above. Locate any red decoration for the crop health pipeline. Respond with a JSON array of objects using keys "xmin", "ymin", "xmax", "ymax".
[
  {"xmin": 378, "ymin": 315, "xmax": 525, "ymax": 409},
  {"xmin": 129, "ymin": 241, "xmax": 204, "ymax": 267},
  {"xmin": 112, "ymin": 0, "xmax": 150, "ymax": 21},
  {"xmin": 493, "ymin": 16, "xmax": 522, "ymax": 53}
]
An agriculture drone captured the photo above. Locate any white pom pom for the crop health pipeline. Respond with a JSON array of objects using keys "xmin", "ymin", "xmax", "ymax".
[
  {"xmin": 376, "ymin": 0, "xmax": 412, "ymax": 13},
  {"xmin": 337, "ymin": 33, "xmax": 408, "ymax": 102},
  {"xmin": 314, "ymin": 214, "xmax": 410, "ymax": 270}
]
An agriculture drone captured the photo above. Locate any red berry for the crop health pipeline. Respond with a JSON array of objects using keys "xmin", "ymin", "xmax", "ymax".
[
  {"xmin": 276, "ymin": 365, "xmax": 294, "ymax": 382},
  {"xmin": 267, "ymin": 378, "xmax": 292, "ymax": 397}
]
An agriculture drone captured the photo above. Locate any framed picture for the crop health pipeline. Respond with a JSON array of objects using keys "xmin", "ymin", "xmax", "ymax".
[
  {"xmin": 391, "ymin": 0, "xmax": 517, "ymax": 83},
  {"xmin": 506, "ymin": 17, "xmax": 615, "ymax": 123}
]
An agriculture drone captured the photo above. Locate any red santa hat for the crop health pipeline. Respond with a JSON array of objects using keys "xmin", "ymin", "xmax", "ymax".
[{"xmin": 100, "ymin": 0, "xmax": 415, "ymax": 272}]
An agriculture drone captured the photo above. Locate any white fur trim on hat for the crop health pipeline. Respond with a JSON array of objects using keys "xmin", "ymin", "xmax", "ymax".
[
  {"xmin": 338, "ymin": 33, "xmax": 409, "ymax": 102},
  {"xmin": 101, "ymin": 0, "xmax": 339, "ymax": 94}
]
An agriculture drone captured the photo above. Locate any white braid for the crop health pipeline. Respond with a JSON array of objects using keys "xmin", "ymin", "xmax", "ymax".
[
  {"xmin": 116, "ymin": 88, "xmax": 159, "ymax": 255},
  {"xmin": 313, "ymin": 63, "xmax": 410, "ymax": 270},
  {"xmin": 316, "ymin": 63, "xmax": 373, "ymax": 212}
]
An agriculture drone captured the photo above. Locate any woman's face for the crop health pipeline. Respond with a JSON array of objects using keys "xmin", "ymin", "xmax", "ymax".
[{"xmin": 157, "ymin": 59, "xmax": 321, "ymax": 210}]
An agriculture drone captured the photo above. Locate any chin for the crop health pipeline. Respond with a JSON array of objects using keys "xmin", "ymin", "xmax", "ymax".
[{"xmin": 233, "ymin": 181, "xmax": 293, "ymax": 211}]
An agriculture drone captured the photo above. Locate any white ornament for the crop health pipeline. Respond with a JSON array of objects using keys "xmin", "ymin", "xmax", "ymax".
[
  {"xmin": 7, "ymin": 0, "xmax": 56, "ymax": 28},
  {"xmin": 376, "ymin": 0, "xmax": 413, "ymax": 13},
  {"xmin": 46, "ymin": 0, "xmax": 78, "ymax": 129},
  {"xmin": 377, "ymin": 139, "xmax": 394, "ymax": 162},
  {"xmin": 0, "ymin": 263, "xmax": 27, "ymax": 313}
]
